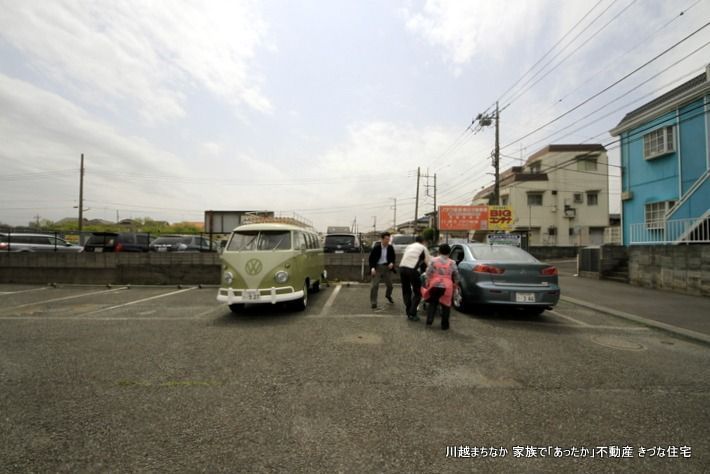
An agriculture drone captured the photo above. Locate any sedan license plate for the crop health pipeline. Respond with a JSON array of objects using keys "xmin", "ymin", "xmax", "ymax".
[
  {"xmin": 94, "ymin": 247, "xmax": 103, "ymax": 253},
  {"xmin": 335, "ymin": 250, "xmax": 344, "ymax": 254},
  {"xmin": 515, "ymin": 292, "xmax": 536, "ymax": 303},
  {"xmin": 158, "ymin": 247, "xmax": 168, "ymax": 252},
  {"xmin": 243, "ymin": 290, "xmax": 260, "ymax": 301}
]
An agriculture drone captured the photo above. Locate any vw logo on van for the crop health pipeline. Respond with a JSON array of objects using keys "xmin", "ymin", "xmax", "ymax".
[{"xmin": 245, "ymin": 258, "xmax": 263, "ymax": 276}]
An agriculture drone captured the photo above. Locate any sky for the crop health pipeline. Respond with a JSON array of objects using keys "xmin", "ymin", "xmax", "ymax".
[{"xmin": 1, "ymin": 0, "xmax": 708, "ymax": 232}]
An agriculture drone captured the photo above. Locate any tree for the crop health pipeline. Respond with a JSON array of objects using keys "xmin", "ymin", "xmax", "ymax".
[{"xmin": 421, "ymin": 227, "xmax": 439, "ymax": 244}]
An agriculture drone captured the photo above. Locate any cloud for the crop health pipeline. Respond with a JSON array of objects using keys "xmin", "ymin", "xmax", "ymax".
[
  {"xmin": 0, "ymin": 73, "xmax": 196, "ymax": 222},
  {"xmin": 0, "ymin": 0, "xmax": 271, "ymax": 124},
  {"xmin": 403, "ymin": 0, "xmax": 543, "ymax": 69}
]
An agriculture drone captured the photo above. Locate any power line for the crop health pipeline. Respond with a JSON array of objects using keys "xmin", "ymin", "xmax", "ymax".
[
  {"xmin": 495, "ymin": 0, "xmax": 605, "ymax": 105},
  {"xmin": 502, "ymin": 0, "xmax": 640, "ymax": 111},
  {"xmin": 500, "ymin": 21, "xmax": 710, "ymax": 151}
]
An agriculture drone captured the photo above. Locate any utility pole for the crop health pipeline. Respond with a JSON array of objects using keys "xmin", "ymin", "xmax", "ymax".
[
  {"xmin": 78, "ymin": 153, "xmax": 84, "ymax": 242},
  {"xmin": 494, "ymin": 101, "xmax": 500, "ymax": 206},
  {"xmin": 391, "ymin": 198, "xmax": 397, "ymax": 232},
  {"xmin": 372, "ymin": 215, "xmax": 377, "ymax": 235},
  {"xmin": 433, "ymin": 173, "xmax": 437, "ymax": 235},
  {"xmin": 414, "ymin": 167, "xmax": 420, "ymax": 234},
  {"xmin": 422, "ymin": 169, "xmax": 438, "ymax": 232},
  {"xmin": 475, "ymin": 102, "xmax": 501, "ymax": 205}
]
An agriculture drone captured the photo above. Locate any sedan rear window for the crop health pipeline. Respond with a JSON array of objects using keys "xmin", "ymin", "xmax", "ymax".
[
  {"xmin": 228, "ymin": 231, "xmax": 292, "ymax": 251},
  {"xmin": 469, "ymin": 245, "xmax": 538, "ymax": 262}
]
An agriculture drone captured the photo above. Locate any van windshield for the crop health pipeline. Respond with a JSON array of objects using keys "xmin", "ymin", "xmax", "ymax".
[{"xmin": 228, "ymin": 231, "xmax": 292, "ymax": 251}]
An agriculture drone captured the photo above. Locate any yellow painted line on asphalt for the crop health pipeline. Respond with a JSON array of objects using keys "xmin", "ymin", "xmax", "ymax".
[
  {"xmin": 0, "ymin": 287, "xmax": 128, "ymax": 312},
  {"xmin": 0, "ymin": 287, "xmax": 49, "ymax": 296},
  {"xmin": 547, "ymin": 309, "xmax": 591, "ymax": 327},
  {"xmin": 78, "ymin": 287, "xmax": 198, "ymax": 316}
]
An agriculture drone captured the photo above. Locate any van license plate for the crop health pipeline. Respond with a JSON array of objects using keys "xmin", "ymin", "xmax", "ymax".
[
  {"xmin": 335, "ymin": 250, "xmax": 344, "ymax": 254},
  {"xmin": 515, "ymin": 292, "xmax": 535, "ymax": 303},
  {"xmin": 243, "ymin": 290, "xmax": 260, "ymax": 301},
  {"xmin": 95, "ymin": 248, "xmax": 103, "ymax": 253}
]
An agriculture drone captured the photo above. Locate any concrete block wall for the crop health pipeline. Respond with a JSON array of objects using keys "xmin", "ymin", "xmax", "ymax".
[
  {"xmin": 628, "ymin": 244, "xmax": 710, "ymax": 296},
  {"xmin": 600, "ymin": 245, "xmax": 628, "ymax": 274},
  {"xmin": 0, "ymin": 252, "xmax": 221, "ymax": 285}
]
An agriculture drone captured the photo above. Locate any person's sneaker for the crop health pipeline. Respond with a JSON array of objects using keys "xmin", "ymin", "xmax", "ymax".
[
  {"xmin": 371, "ymin": 304, "xmax": 377, "ymax": 309},
  {"xmin": 386, "ymin": 296, "xmax": 394, "ymax": 304},
  {"xmin": 411, "ymin": 315, "xmax": 420, "ymax": 322}
]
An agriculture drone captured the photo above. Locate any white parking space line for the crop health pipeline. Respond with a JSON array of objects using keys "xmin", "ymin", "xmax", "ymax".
[
  {"xmin": 79, "ymin": 287, "xmax": 198, "ymax": 316},
  {"xmin": 0, "ymin": 287, "xmax": 128, "ymax": 312},
  {"xmin": 0, "ymin": 287, "xmax": 49, "ymax": 296},
  {"xmin": 546, "ymin": 309, "xmax": 591, "ymax": 327},
  {"xmin": 316, "ymin": 284, "xmax": 342, "ymax": 317}
]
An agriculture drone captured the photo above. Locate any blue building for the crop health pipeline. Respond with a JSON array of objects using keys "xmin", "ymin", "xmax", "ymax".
[{"xmin": 611, "ymin": 66, "xmax": 710, "ymax": 245}]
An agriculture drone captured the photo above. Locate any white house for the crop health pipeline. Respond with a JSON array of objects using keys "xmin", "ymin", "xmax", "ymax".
[{"xmin": 473, "ymin": 144, "xmax": 611, "ymax": 246}]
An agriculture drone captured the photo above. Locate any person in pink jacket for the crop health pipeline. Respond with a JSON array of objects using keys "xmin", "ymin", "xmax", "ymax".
[{"xmin": 422, "ymin": 243, "xmax": 459, "ymax": 330}]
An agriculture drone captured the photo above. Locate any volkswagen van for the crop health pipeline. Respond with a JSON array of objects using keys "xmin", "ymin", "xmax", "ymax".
[{"xmin": 217, "ymin": 223, "xmax": 325, "ymax": 311}]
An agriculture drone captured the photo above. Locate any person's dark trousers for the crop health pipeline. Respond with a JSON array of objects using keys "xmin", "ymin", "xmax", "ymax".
[
  {"xmin": 370, "ymin": 264, "xmax": 393, "ymax": 306},
  {"xmin": 400, "ymin": 267, "xmax": 421, "ymax": 318},
  {"xmin": 426, "ymin": 287, "xmax": 450, "ymax": 330}
]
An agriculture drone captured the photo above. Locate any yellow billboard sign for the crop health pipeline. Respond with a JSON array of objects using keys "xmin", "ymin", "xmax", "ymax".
[{"xmin": 487, "ymin": 206, "xmax": 513, "ymax": 231}]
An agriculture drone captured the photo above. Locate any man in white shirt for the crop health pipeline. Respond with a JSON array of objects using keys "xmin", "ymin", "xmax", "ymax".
[{"xmin": 398, "ymin": 235, "xmax": 431, "ymax": 321}]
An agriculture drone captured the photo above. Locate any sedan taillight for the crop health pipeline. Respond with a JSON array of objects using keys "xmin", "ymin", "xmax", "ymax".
[
  {"xmin": 0, "ymin": 242, "xmax": 8, "ymax": 250},
  {"xmin": 473, "ymin": 264, "xmax": 505, "ymax": 274},
  {"xmin": 540, "ymin": 266, "xmax": 558, "ymax": 276},
  {"xmin": 115, "ymin": 243, "xmax": 124, "ymax": 252}
]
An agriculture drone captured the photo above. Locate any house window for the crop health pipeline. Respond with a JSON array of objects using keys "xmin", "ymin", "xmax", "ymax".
[
  {"xmin": 527, "ymin": 192, "xmax": 543, "ymax": 206},
  {"xmin": 529, "ymin": 162, "xmax": 541, "ymax": 173},
  {"xmin": 586, "ymin": 191, "xmax": 599, "ymax": 206},
  {"xmin": 573, "ymin": 193, "xmax": 583, "ymax": 204},
  {"xmin": 645, "ymin": 201, "xmax": 675, "ymax": 229},
  {"xmin": 501, "ymin": 195, "xmax": 509, "ymax": 206},
  {"xmin": 643, "ymin": 126, "xmax": 675, "ymax": 159},
  {"xmin": 577, "ymin": 156, "xmax": 598, "ymax": 171}
]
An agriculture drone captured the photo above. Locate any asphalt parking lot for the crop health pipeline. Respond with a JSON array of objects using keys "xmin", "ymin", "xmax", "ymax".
[{"xmin": 1, "ymin": 283, "xmax": 708, "ymax": 473}]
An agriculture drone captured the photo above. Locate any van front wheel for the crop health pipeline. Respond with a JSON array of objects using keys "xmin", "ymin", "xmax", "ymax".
[{"xmin": 293, "ymin": 282, "xmax": 308, "ymax": 311}]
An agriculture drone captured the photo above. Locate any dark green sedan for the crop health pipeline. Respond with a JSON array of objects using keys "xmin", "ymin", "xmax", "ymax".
[{"xmin": 450, "ymin": 243, "xmax": 560, "ymax": 315}]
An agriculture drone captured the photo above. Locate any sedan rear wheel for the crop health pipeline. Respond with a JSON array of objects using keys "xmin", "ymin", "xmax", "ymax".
[{"xmin": 453, "ymin": 286, "xmax": 466, "ymax": 312}]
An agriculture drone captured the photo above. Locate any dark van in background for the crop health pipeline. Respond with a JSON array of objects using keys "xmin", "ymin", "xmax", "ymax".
[
  {"xmin": 83, "ymin": 232, "xmax": 150, "ymax": 252},
  {"xmin": 323, "ymin": 233, "xmax": 361, "ymax": 253}
]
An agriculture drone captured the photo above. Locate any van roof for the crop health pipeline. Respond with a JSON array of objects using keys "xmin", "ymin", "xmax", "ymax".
[{"xmin": 232, "ymin": 223, "xmax": 315, "ymax": 232}]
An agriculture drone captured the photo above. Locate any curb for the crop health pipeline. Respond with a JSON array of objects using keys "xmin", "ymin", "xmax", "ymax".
[{"xmin": 561, "ymin": 295, "xmax": 710, "ymax": 346}]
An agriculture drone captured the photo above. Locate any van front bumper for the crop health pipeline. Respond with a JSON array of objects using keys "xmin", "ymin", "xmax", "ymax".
[{"xmin": 217, "ymin": 287, "xmax": 303, "ymax": 305}]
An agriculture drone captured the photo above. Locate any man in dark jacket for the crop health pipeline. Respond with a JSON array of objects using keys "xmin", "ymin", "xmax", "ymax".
[{"xmin": 369, "ymin": 232, "xmax": 395, "ymax": 309}]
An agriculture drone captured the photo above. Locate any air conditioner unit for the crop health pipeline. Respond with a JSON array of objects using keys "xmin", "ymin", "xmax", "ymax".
[{"xmin": 564, "ymin": 208, "xmax": 576, "ymax": 219}]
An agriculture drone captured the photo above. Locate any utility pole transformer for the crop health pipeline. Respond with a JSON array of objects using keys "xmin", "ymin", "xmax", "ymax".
[{"xmin": 476, "ymin": 102, "xmax": 501, "ymax": 206}]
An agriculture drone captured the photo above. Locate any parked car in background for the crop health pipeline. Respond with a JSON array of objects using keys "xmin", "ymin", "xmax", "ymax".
[
  {"xmin": 391, "ymin": 234, "xmax": 416, "ymax": 254},
  {"xmin": 450, "ymin": 243, "xmax": 560, "ymax": 315},
  {"xmin": 0, "ymin": 233, "xmax": 83, "ymax": 252},
  {"xmin": 82, "ymin": 232, "xmax": 150, "ymax": 252},
  {"xmin": 149, "ymin": 235, "xmax": 217, "ymax": 252},
  {"xmin": 323, "ymin": 233, "xmax": 361, "ymax": 253}
]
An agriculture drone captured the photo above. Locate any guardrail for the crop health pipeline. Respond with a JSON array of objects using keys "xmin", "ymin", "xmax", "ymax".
[
  {"xmin": 0, "ymin": 230, "xmax": 226, "ymax": 252},
  {"xmin": 629, "ymin": 216, "xmax": 710, "ymax": 244}
]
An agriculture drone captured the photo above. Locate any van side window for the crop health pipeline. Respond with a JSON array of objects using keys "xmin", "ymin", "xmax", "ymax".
[
  {"xmin": 294, "ymin": 232, "xmax": 306, "ymax": 250},
  {"xmin": 307, "ymin": 233, "xmax": 316, "ymax": 249}
]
